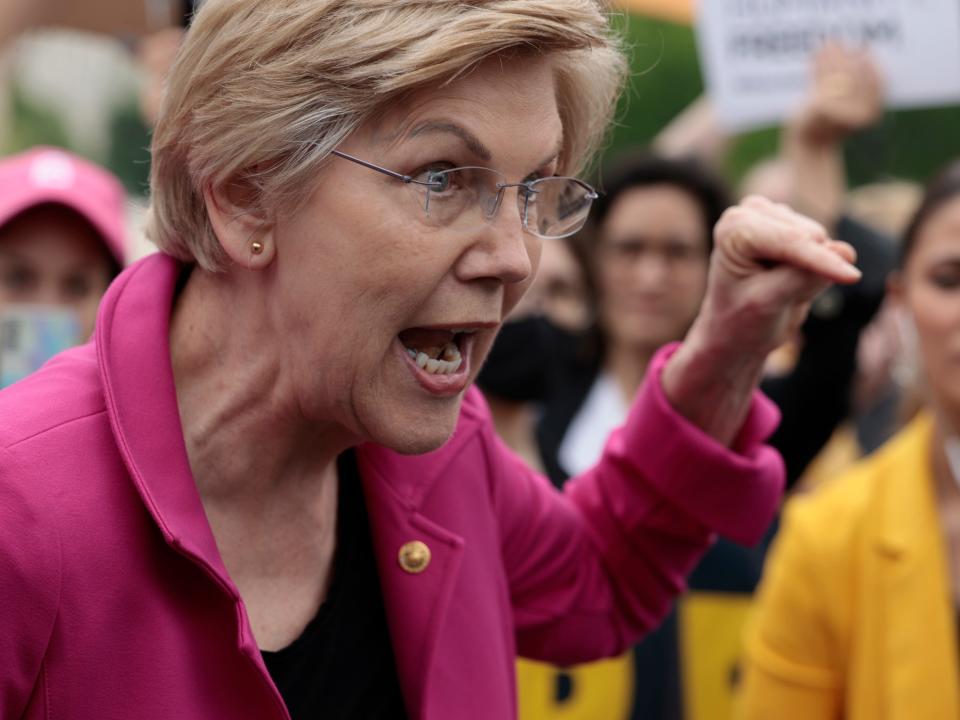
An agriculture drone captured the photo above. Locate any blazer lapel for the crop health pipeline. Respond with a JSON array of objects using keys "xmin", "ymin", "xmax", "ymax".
[
  {"xmin": 875, "ymin": 415, "xmax": 960, "ymax": 719},
  {"xmin": 97, "ymin": 255, "xmax": 289, "ymax": 715},
  {"xmin": 356, "ymin": 414, "xmax": 480, "ymax": 719}
]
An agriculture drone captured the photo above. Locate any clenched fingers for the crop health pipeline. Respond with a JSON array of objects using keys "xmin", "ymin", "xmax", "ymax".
[{"xmin": 716, "ymin": 199, "xmax": 861, "ymax": 285}]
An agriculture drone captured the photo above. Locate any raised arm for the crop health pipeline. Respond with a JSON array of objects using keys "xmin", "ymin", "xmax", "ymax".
[
  {"xmin": 663, "ymin": 195, "xmax": 861, "ymax": 446},
  {"xmin": 492, "ymin": 195, "xmax": 861, "ymax": 664}
]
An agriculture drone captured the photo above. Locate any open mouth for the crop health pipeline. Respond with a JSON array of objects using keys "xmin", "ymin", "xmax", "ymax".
[{"xmin": 397, "ymin": 327, "xmax": 473, "ymax": 376}]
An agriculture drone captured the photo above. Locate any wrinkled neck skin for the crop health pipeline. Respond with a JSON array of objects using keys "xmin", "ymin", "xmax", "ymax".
[
  {"xmin": 169, "ymin": 265, "xmax": 354, "ymax": 508},
  {"xmin": 603, "ymin": 339, "xmax": 657, "ymax": 405}
]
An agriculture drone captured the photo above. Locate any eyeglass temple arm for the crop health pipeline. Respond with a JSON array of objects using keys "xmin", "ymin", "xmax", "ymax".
[{"xmin": 331, "ymin": 150, "xmax": 437, "ymax": 188}]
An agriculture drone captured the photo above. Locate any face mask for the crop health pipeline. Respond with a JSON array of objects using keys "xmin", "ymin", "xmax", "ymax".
[{"xmin": 0, "ymin": 305, "xmax": 80, "ymax": 388}]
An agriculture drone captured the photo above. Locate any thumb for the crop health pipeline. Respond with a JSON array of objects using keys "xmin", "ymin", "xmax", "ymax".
[{"xmin": 827, "ymin": 239, "xmax": 857, "ymax": 266}]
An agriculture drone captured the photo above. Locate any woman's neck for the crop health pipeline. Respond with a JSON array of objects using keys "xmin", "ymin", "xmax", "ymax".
[
  {"xmin": 603, "ymin": 340, "xmax": 657, "ymax": 404},
  {"xmin": 929, "ymin": 408, "xmax": 960, "ymax": 605},
  {"xmin": 169, "ymin": 267, "xmax": 352, "ymax": 506},
  {"xmin": 931, "ymin": 408, "xmax": 960, "ymax": 504}
]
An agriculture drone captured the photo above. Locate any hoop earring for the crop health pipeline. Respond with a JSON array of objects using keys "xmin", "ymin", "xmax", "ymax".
[
  {"xmin": 251, "ymin": 240, "xmax": 264, "ymax": 255},
  {"xmin": 891, "ymin": 308, "xmax": 919, "ymax": 390}
]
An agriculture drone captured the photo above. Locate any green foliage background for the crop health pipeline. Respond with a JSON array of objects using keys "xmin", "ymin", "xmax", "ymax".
[
  {"xmin": 6, "ymin": 15, "xmax": 960, "ymax": 195},
  {"xmin": 606, "ymin": 15, "xmax": 960, "ymax": 187}
]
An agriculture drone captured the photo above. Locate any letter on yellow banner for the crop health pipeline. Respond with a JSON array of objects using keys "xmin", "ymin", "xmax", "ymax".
[{"xmin": 517, "ymin": 653, "xmax": 634, "ymax": 720}]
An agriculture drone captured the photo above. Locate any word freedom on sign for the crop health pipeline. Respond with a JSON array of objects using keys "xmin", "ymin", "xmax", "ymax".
[
  {"xmin": 729, "ymin": 18, "xmax": 902, "ymax": 59},
  {"xmin": 725, "ymin": 0, "xmax": 895, "ymax": 16}
]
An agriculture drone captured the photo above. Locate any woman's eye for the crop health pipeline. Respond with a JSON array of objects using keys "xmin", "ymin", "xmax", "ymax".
[
  {"xmin": 665, "ymin": 243, "xmax": 697, "ymax": 262},
  {"xmin": 519, "ymin": 174, "xmax": 544, "ymax": 202},
  {"xmin": 930, "ymin": 271, "xmax": 960, "ymax": 290},
  {"xmin": 608, "ymin": 241, "xmax": 644, "ymax": 262},
  {"xmin": 1, "ymin": 265, "xmax": 36, "ymax": 294},
  {"xmin": 426, "ymin": 171, "xmax": 451, "ymax": 192},
  {"xmin": 413, "ymin": 163, "xmax": 456, "ymax": 190},
  {"xmin": 62, "ymin": 274, "xmax": 93, "ymax": 299}
]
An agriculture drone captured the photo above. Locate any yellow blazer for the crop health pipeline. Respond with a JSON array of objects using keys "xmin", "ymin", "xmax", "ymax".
[{"xmin": 738, "ymin": 413, "xmax": 960, "ymax": 720}]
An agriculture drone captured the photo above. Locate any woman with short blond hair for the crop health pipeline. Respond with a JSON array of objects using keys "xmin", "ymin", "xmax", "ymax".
[{"xmin": 0, "ymin": 1, "xmax": 862, "ymax": 718}]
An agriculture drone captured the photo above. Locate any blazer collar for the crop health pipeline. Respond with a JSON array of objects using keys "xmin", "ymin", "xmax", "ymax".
[
  {"xmin": 95, "ymin": 253, "xmax": 234, "ymax": 583},
  {"xmin": 872, "ymin": 412, "xmax": 960, "ymax": 718},
  {"xmin": 876, "ymin": 412, "xmax": 938, "ymax": 559},
  {"xmin": 355, "ymin": 401, "xmax": 483, "ymax": 717}
]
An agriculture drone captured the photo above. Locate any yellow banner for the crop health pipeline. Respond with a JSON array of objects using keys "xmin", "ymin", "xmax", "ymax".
[
  {"xmin": 679, "ymin": 593, "xmax": 754, "ymax": 720},
  {"xmin": 615, "ymin": 0, "xmax": 694, "ymax": 24},
  {"xmin": 517, "ymin": 653, "xmax": 634, "ymax": 720}
]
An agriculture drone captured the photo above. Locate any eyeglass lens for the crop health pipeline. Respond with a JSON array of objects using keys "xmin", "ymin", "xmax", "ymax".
[{"xmin": 404, "ymin": 167, "xmax": 594, "ymax": 239}]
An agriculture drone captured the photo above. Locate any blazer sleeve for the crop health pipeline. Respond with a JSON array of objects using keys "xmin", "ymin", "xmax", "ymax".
[
  {"xmin": 736, "ymin": 499, "xmax": 843, "ymax": 720},
  {"xmin": 487, "ymin": 343, "xmax": 785, "ymax": 665},
  {"xmin": 0, "ymin": 447, "xmax": 62, "ymax": 718}
]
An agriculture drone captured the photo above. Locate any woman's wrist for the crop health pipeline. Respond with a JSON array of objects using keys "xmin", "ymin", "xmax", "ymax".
[{"xmin": 660, "ymin": 324, "xmax": 768, "ymax": 448}]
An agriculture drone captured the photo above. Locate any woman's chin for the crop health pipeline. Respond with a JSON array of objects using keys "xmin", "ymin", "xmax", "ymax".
[
  {"xmin": 384, "ymin": 424, "xmax": 457, "ymax": 456},
  {"xmin": 366, "ymin": 406, "xmax": 461, "ymax": 456}
]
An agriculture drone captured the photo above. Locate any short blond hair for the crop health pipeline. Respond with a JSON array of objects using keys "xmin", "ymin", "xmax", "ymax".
[{"xmin": 147, "ymin": 0, "xmax": 626, "ymax": 271}]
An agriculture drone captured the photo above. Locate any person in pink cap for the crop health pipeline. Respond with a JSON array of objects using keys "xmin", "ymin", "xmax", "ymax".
[{"xmin": 0, "ymin": 146, "xmax": 126, "ymax": 341}]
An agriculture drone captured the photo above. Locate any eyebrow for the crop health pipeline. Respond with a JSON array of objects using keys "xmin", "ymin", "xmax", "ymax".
[
  {"xmin": 409, "ymin": 122, "xmax": 493, "ymax": 163},
  {"xmin": 407, "ymin": 121, "xmax": 563, "ymax": 172}
]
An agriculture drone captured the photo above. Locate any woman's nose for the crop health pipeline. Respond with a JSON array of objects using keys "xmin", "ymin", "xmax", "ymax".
[
  {"xmin": 19, "ymin": 282, "xmax": 61, "ymax": 307},
  {"xmin": 457, "ymin": 206, "xmax": 536, "ymax": 286},
  {"xmin": 630, "ymin": 252, "xmax": 671, "ymax": 289}
]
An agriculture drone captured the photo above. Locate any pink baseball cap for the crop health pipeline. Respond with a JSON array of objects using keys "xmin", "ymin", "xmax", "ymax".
[{"xmin": 0, "ymin": 146, "xmax": 127, "ymax": 266}]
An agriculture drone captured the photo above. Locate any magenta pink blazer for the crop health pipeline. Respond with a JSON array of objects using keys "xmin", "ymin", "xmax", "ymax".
[{"xmin": 0, "ymin": 253, "xmax": 783, "ymax": 719}]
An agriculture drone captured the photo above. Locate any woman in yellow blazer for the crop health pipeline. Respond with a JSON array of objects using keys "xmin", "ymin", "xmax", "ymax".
[{"xmin": 739, "ymin": 162, "xmax": 960, "ymax": 720}]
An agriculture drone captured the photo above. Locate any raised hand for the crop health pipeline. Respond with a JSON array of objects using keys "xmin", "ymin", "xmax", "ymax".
[
  {"xmin": 662, "ymin": 195, "xmax": 861, "ymax": 446},
  {"xmin": 795, "ymin": 42, "xmax": 885, "ymax": 146}
]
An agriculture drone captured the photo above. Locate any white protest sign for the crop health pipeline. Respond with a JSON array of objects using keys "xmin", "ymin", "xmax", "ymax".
[{"xmin": 695, "ymin": 0, "xmax": 960, "ymax": 131}]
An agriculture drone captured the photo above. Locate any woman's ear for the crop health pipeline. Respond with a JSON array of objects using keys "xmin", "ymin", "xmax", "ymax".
[{"xmin": 203, "ymin": 176, "xmax": 276, "ymax": 270}]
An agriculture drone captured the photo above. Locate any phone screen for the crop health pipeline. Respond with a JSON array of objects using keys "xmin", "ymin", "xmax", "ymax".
[{"xmin": 0, "ymin": 306, "xmax": 81, "ymax": 388}]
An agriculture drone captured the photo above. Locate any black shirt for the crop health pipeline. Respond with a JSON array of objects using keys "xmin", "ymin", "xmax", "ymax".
[{"xmin": 260, "ymin": 451, "xmax": 408, "ymax": 720}]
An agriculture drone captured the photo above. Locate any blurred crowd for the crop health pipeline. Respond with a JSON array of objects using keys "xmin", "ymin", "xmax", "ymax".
[{"xmin": 0, "ymin": 3, "xmax": 957, "ymax": 719}]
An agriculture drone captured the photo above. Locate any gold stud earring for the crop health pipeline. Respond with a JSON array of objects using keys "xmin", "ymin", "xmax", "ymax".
[{"xmin": 251, "ymin": 240, "xmax": 264, "ymax": 255}]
